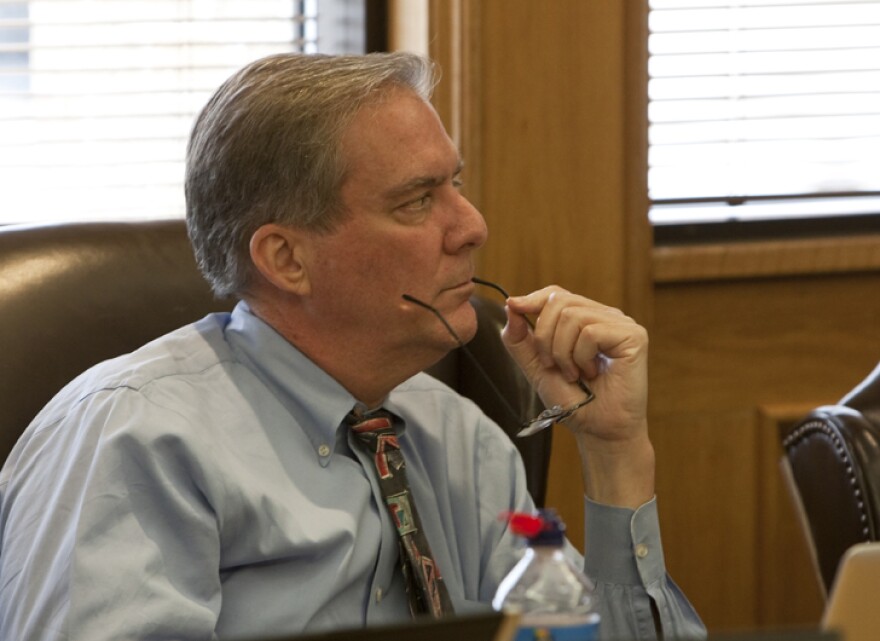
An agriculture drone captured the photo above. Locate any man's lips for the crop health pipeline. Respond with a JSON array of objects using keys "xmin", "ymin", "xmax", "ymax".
[
  {"xmin": 401, "ymin": 279, "xmax": 475, "ymax": 313},
  {"xmin": 443, "ymin": 279, "xmax": 476, "ymax": 294}
]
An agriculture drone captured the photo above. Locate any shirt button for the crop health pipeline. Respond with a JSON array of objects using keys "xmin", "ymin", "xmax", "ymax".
[
  {"xmin": 375, "ymin": 588, "xmax": 383, "ymax": 603},
  {"xmin": 635, "ymin": 543, "xmax": 649, "ymax": 559},
  {"xmin": 318, "ymin": 444, "xmax": 331, "ymax": 457}
]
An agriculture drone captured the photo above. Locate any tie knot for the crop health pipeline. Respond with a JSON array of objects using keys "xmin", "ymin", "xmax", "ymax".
[
  {"xmin": 346, "ymin": 409, "xmax": 399, "ymax": 455},
  {"xmin": 346, "ymin": 408, "xmax": 394, "ymax": 434}
]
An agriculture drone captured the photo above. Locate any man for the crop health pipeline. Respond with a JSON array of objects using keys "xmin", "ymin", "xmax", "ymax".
[{"xmin": 0, "ymin": 53, "xmax": 704, "ymax": 640}]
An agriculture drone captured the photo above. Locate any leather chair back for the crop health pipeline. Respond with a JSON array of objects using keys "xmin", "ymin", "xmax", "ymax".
[
  {"xmin": 780, "ymin": 362, "xmax": 880, "ymax": 595},
  {"xmin": 0, "ymin": 220, "xmax": 551, "ymax": 505}
]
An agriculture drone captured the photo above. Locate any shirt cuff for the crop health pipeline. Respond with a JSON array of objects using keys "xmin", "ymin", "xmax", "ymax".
[{"xmin": 583, "ymin": 495, "xmax": 667, "ymax": 588}]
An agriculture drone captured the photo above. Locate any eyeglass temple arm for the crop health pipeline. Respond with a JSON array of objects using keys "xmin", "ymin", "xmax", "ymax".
[{"xmin": 402, "ymin": 293, "xmax": 527, "ymax": 430}]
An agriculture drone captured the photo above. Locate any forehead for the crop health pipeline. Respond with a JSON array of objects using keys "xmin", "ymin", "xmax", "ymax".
[{"xmin": 339, "ymin": 87, "xmax": 459, "ymax": 184}]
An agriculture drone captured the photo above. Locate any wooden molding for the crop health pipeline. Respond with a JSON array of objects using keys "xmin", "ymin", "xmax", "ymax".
[
  {"xmin": 654, "ymin": 234, "xmax": 880, "ymax": 284},
  {"xmin": 756, "ymin": 403, "xmax": 828, "ymax": 625},
  {"xmin": 387, "ymin": 0, "xmax": 428, "ymax": 54},
  {"xmin": 428, "ymin": 0, "xmax": 483, "ymax": 213},
  {"xmin": 622, "ymin": 0, "xmax": 653, "ymax": 327}
]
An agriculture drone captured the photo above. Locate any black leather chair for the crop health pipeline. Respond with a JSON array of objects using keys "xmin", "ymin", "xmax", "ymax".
[
  {"xmin": 780, "ymin": 362, "xmax": 880, "ymax": 596},
  {"xmin": 0, "ymin": 220, "xmax": 551, "ymax": 505}
]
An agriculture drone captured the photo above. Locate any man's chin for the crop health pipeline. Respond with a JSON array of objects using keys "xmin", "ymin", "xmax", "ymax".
[
  {"xmin": 452, "ymin": 296, "xmax": 479, "ymax": 335},
  {"xmin": 421, "ymin": 300, "xmax": 477, "ymax": 349}
]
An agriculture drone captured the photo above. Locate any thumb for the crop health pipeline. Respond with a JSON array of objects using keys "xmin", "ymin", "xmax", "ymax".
[{"xmin": 501, "ymin": 306, "xmax": 541, "ymax": 378}]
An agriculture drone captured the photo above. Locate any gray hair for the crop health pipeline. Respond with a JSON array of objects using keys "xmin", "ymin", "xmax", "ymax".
[{"xmin": 185, "ymin": 52, "xmax": 437, "ymax": 298}]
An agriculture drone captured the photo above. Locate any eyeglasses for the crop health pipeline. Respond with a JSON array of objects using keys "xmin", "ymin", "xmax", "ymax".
[{"xmin": 403, "ymin": 278, "xmax": 595, "ymax": 437}]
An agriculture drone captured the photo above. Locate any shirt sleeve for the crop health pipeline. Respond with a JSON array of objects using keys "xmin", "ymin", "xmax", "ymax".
[
  {"xmin": 583, "ymin": 497, "xmax": 706, "ymax": 641},
  {"xmin": 0, "ymin": 389, "xmax": 223, "ymax": 641}
]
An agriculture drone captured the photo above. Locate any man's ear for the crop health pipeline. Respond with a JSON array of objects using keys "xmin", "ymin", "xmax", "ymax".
[{"xmin": 249, "ymin": 223, "xmax": 311, "ymax": 295}]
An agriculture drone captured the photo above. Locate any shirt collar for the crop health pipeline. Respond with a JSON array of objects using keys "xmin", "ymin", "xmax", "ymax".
[{"xmin": 223, "ymin": 301, "xmax": 360, "ymax": 464}]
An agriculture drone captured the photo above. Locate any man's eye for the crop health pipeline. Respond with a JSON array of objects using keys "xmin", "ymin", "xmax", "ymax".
[
  {"xmin": 452, "ymin": 177, "xmax": 464, "ymax": 189},
  {"xmin": 403, "ymin": 194, "xmax": 431, "ymax": 210}
]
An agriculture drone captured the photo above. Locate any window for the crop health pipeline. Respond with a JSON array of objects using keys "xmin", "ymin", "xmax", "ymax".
[
  {"xmin": 0, "ymin": 0, "xmax": 365, "ymax": 224},
  {"xmin": 647, "ymin": 0, "xmax": 880, "ymax": 234}
]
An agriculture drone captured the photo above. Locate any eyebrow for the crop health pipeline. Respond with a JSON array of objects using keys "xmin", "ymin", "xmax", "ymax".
[{"xmin": 382, "ymin": 159, "xmax": 465, "ymax": 202}]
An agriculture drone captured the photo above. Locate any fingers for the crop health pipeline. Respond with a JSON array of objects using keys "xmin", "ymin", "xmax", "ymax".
[
  {"xmin": 506, "ymin": 286, "xmax": 642, "ymax": 381},
  {"xmin": 500, "ymin": 305, "xmax": 543, "ymax": 379},
  {"xmin": 501, "ymin": 302, "xmax": 530, "ymax": 344}
]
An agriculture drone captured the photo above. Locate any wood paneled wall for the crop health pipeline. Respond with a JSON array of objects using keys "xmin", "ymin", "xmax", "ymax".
[
  {"xmin": 422, "ymin": 0, "xmax": 880, "ymax": 633},
  {"xmin": 651, "ymin": 272, "xmax": 880, "ymax": 630}
]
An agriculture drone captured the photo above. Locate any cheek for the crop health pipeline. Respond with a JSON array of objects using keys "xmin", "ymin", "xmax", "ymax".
[
  {"xmin": 310, "ymin": 223, "xmax": 444, "ymax": 300},
  {"xmin": 313, "ymin": 242, "xmax": 411, "ymax": 300},
  {"xmin": 360, "ymin": 237, "xmax": 437, "ymax": 282}
]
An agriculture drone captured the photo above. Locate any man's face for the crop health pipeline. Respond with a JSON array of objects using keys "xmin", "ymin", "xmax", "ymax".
[{"xmin": 301, "ymin": 86, "xmax": 489, "ymax": 361}]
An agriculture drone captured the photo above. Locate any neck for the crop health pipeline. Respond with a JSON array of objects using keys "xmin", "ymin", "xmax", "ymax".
[
  {"xmin": 310, "ymin": 340, "xmax": 447, "ymax": 408},
  {"xmin": 246, "ymin": 295, "xmax": 448, "ymax": 407}
]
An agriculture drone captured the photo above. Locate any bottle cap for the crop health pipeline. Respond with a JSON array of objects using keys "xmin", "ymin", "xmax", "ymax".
[{"xmin": 502, "ymin": 508, "xmax": 566, "ymax": 545}]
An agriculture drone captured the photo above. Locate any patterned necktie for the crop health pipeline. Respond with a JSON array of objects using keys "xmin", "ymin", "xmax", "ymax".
[{"xmin": 347, "ymin": 408, "xmax": 455, "ymax": 618}]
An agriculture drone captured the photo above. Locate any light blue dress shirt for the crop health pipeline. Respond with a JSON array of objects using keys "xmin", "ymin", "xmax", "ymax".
[{"xmin": 0, "ymin": 302, "xmax": 704, "ymax": 640}]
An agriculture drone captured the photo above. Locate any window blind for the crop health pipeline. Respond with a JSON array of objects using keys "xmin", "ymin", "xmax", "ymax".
[
  {"xmin": 0, "ymin": 0, "xmax": 364, "ymax": 224},
  {"xmin": 648, "ymin": 0, "xmax": 880, "ymax": 224}
]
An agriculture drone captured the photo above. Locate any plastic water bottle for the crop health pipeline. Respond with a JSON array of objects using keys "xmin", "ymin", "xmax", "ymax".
[{"xmin": 492, "ymin": 509, "xmax": 600, "ymax": 641}]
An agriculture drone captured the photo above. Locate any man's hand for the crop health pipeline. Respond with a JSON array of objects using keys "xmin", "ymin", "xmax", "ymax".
[{"xmin": 502, "ymin": 286, "xmax": 655, "ymax": 508}]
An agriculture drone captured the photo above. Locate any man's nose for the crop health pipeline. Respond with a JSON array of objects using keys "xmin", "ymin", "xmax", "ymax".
[{"xmin": 446, "ymin": 192, "xmax": 488, "ymax": 253}]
